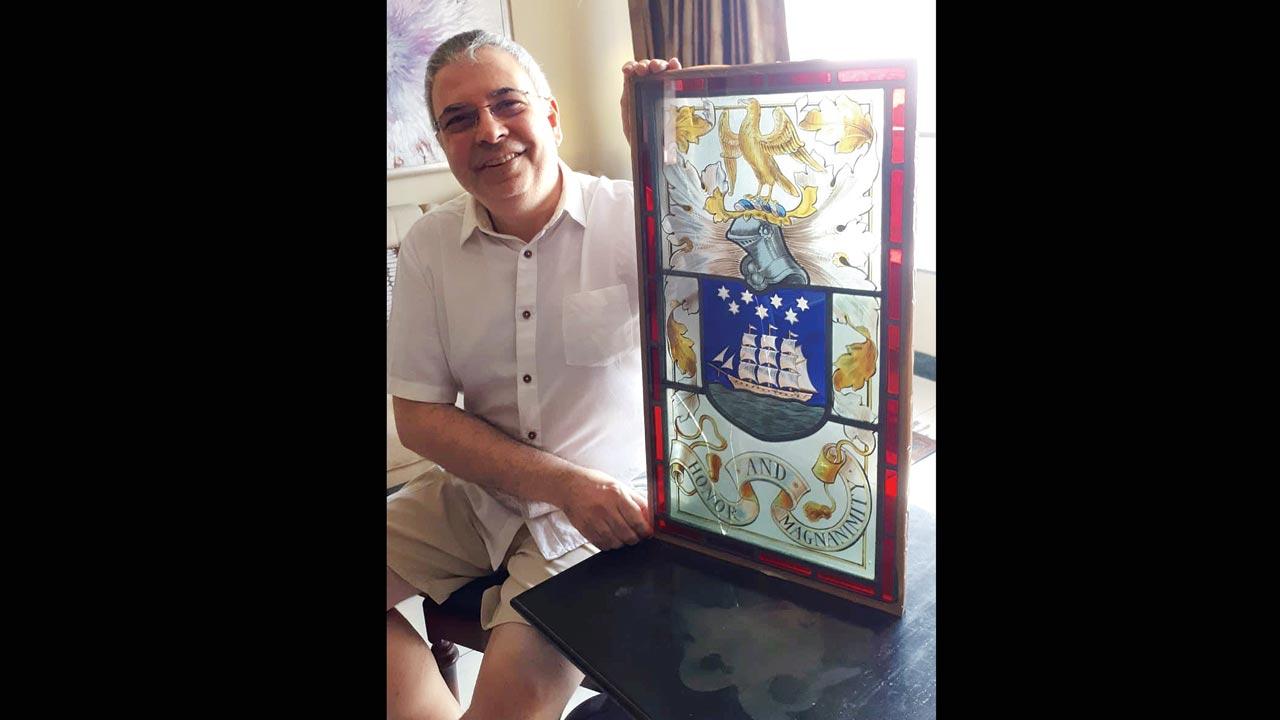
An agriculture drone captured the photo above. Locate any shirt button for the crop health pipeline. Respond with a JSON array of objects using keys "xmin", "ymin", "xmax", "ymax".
[
  {"xmin": 523, "ymin": 249, "xmax": 532, "ymax": 258},
  {"xmin": 521, "ymin": 310, "xmax": 531, "ymax": 319},
  {"xmin": 527, "ymin": 431, "xmax": 537, "ymax": 440},
  {"xmin": 523, "ymin": 374, "xmax": 532, "ymax": 383}
]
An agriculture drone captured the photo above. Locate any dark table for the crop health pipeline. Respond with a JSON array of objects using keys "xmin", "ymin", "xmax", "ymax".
[{"xmin": 513, "ymin": 503, "xmax": 936, "ymax": 719}]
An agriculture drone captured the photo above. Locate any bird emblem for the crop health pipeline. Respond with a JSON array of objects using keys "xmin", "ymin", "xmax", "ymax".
[{"xmin": 718, "ymin": 98, "xmax": 826, "ymax": 204}]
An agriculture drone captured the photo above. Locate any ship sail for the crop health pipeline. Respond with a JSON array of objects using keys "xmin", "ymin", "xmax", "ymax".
[
  {"xmin": 758, "ymin": 366, "xmax": 779, "ymax": 387},
  {"xmin": 779, "ymin": 369, "xmax": 800, "ymax": 390},
  {"xmin": 780, "ymin": 353, "xmax": 797, "ymax": 373},
  {"xmin": 739, "ymin": 359, "xmax": 757, "ymax": 383},
  {"xmin": 712, "ymin": 347, "xmax": 728, "ymax": 363},
  {"xmin": 759, "ymin": 349, "xmax": 779, "ymax": 368},
  {"xmin": 780, "ymin": 338, "xmax": 798, "ymax": 355},
  {"xmin": 720, "ymin": 356, "xmax": 734, "ymax": 370},
  {"xmin": 739, "ymin": 345, "xmax": 756, "ymax": 364},
  {"xmin": 761, "ymin": 334, "xmax": 777, "ymax": 351},
  {"xmin": 741, "ymin": 332, "xmax": 757, "ymax": 347},
  {"xmin": 793, "ymin": 357, "xmax": 818, "ymax": 393}
]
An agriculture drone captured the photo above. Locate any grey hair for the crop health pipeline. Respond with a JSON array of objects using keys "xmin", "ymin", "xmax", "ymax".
[{"xmin": 424, "ymin": 30, "xmax": 554, "ymax": 131}]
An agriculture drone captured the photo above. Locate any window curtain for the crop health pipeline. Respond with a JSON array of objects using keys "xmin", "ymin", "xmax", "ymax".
[{"xmin": 628, "ymin": 0, "xmax": 789, "ymax": 66}]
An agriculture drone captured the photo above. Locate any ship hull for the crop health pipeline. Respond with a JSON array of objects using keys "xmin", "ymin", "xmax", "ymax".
[{"xmin": 726, "ymin": 375, "xmax": 814, "ymax": 402}]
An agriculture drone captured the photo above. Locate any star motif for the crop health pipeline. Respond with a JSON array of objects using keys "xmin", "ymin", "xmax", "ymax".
[
  {"xmin": 717, "ymin": 286, "xmax": 730, "ymax": 301},
  {"xmin": 755, "ymin": 305, "xmax": 769, "ymax": 320},
  {"xmin": 796, "ymin": 297, "xmax": 810, "ymax": 311},
  {"xmin": 728, "ymin": 301, "xmax": 740, "ymax": 315},
  {"xmin": 785, "ymin": 308, "xmax": 798, "ymax": 324},
  {"xmin": 740, "ymin": 289, "xmax": 754, "ymax": 304},
  {"xmin": 770, "ymin": 294, "xmax": 783, "ymax": 308}
]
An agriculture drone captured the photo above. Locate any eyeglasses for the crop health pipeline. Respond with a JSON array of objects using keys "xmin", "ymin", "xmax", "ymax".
[{"xmin": 435, "ymin": 89, "xmax": 544, "ymax": 136}]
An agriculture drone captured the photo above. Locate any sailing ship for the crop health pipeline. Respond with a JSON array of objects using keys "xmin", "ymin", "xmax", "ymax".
[{"xmin": 710, "ymin": 325, "xmax": 817, "ymax": 402}]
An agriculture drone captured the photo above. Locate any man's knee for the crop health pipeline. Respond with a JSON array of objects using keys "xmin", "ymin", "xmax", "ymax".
[
  {"xmin": 388, "ymin": 565, "xmax": 423, "ymax": 612},
  {"xmin": 462, "ymin": 623, "xmax": 582, "ymax": 720}
]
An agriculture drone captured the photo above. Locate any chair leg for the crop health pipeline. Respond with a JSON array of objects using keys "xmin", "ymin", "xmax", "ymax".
[{"xmin": 431, "ymin": 637, "xmax": 461, "ymax": 701}]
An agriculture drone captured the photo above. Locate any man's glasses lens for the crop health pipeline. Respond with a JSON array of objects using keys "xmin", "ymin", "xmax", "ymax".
[{"xmin": 438, "ymin": 92, "xmax": 534, "ymax": 134}]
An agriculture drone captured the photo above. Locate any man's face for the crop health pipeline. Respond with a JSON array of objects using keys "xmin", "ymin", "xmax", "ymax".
[{"xmin": 430, "ymin": 47, "xmax": 562, "ymax": 210}]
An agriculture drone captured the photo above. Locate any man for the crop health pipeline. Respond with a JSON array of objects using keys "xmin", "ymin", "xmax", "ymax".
[{"xmin": 387, "ymin": 28, "xmax": 680, "ymax": 720}]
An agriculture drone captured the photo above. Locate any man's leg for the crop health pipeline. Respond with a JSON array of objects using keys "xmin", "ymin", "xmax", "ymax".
[
  {"xmin": 387, "ymin": 470, "xmax": 495, "ymax": 720},
  {"xmin": 461, "ymin": 622, "xmax": 585, "ymax": 720},
  {"xmin": 460, "ymin": 530, "xmax": 600, "ymax": 720},
  {"xmin": 387, "ymin": 566, "xmax": 462, "ymax": 720}
]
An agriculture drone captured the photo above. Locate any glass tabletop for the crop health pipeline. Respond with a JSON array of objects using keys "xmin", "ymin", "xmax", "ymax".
[{"xmin": 513, "ymin": 504, "xmax": 936, "ymax": 720}]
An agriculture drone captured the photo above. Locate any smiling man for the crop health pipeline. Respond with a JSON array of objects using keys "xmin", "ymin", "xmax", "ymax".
[{"xmin": 386, "ymin": 29, "xmax": 679, "ymax": 720}]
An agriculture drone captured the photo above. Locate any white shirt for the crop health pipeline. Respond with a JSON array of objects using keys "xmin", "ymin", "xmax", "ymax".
[{"xmin": 388, "ymin": 162, "xmax": 646, "ymax": 569}]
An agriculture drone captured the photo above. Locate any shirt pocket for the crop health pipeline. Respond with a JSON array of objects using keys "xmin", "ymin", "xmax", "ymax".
[{"xmin": 563, "ymin": 283, "xmax": 638, "ymax": 367}]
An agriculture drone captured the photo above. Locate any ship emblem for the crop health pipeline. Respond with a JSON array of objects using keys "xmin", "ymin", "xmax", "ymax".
[{"xmin": 700, "ymin": 278, "xmax": 829, "ymax": 441}]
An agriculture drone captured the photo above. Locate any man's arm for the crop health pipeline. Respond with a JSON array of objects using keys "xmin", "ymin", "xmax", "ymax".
[{"xmin": 393, "ymin": 396, "xmax": 650, "ymax": 550}]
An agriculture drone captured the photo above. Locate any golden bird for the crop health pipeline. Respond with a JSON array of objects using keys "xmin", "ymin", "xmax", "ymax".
[{"xmin": 719, "ymin": 98, "xmax": 826, "ymax": 202}]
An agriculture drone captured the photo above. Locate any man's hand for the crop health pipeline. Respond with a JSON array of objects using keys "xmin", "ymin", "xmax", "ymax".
[
  {"xmin": 621, "ymin": 57, "xmax": 683, "ymax": 147},
  {"xmin": 560, "ymin": 467, "xmax": 652, "ymax": 550}
]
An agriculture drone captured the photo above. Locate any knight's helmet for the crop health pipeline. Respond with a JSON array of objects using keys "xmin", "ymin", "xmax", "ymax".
[{"xmin": 725, "ymin": 215, "xmax": 809, "ymax": 292}]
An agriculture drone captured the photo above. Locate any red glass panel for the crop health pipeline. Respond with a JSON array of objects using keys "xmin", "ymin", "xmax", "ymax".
[
  {"xmin": 890, "ymin": 170, "xmax": 904, "ymax": 242},
  {"xmin": 655, "ymin": 463, "xmax": 666, "ymax": 512},
  {"xmin": 892, "ymin": 128, "xmax": 904, "ymax": 164},
  {"xmin": 887, "ymin": 398, "xmax": 898, "ymax": 418},
  {"xmin": 885, "ymin": 421, "xmax": 897, "ymax": 465},
  {"xmin": 758, "ymin": 552, "xmax": 813, "ymax": 577},
  {"xmin": 837, "ymin": 67, "xmax": 908, "ymax": 83},
  {"xmin": 892, "ymin": 88, "xmax": 906, "ymax": 126},
  {"xmin": 888, "ymin": 360, "xmax": 899, "ymax": 395},
  {"xmin": 885, "ymin": 468, "xmax": 898, "ymax": 498},
  {"xmin": 665, "ymin": 522, "xmax": 701, "ymax": 542},
  {"xmin": 816, "ymin": 571, "xmax": 875, "ymax": 597},
  {"xmin": 880, "ymin": 537, "xmax": 896, "ymax": 599},
  {"xmin": 657, "ymin": 517, "xmax": 667, "ymax": 529},
  {"xmin": 646, "ymin": 218, "xmax": 657, "ymax": 274},
  {"xmin": 888, "ymin": 324, "xmax": 899, "ymax": 351},
  {"xmin": 770, "ymin": 71, "xmax": 831, "ymax": 86},
  {"xmin": 653, "ymin": 406, "xmax": 664, "ymax": 460},
  {"xmin": 888, "ymin": 248, "xmax": 902, "ymax": 320},
  {"xmin": 651, "ymin": 347, "xmax": 662, "ymax": 388},
  {"xmin": 645, "ymin": 184, "xmax": 654, "ymax": 212},
  {"xmin": 674, "ymin": 78, "xmax": 705, "ymax": 92},
  {"xmin": 724, "ymin": 74, "xmax": 765, "ymax": 90}
]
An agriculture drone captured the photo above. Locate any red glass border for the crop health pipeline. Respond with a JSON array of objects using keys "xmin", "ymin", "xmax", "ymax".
[
  {"xmin": 816, "ymin": 571, "xmax": 876, "ymax": 597},
  {"xmin": 837, "ymin": 67, "xmax": 908, "ymax": 83},
  {"xmin": 889, "ymin": 170, "xmax": 904, "ymax": 243},
  {"xmin": 655, "ymin": 463, "xmax": 667, "ymax": 512},
  {"xmin": 653, "ymin": 406, "xmax": 664, "ymax": 461},
  {"xmin": 758, "ymin": 551, "xmax": 813, "ymax": 577}
]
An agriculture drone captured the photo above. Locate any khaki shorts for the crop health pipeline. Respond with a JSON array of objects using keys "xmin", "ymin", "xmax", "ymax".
[{"xmin": 387, "ymin": 467, "xmax": 598, "ymax": 630}]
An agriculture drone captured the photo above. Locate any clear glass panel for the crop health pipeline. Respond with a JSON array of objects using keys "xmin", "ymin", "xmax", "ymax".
[
  {"xmin": 665, "ymin": 388, "xmax": 879, "ymax": 581},
  {"xmin": 663, "ymin": 275, "xmax": 702, "ymax": 387},
  {"xmin": 658, "ymin": 88, "xmax": 885, "ymax": 293},
  {"xmin": 830, "ymin": 292, "xmax": 881, "ymax": 425}
]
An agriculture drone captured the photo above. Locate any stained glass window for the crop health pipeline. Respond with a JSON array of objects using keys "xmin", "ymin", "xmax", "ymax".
[{"xmin": 631, "ymin": 61, "xmax": 915, "ymax": 615}]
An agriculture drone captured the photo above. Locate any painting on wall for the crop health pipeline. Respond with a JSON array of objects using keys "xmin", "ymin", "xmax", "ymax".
[
  {"xmin": 630, "ymin": 61, "xmax": 916, "ymax": 615},
  {"xmin": 387, "ymin": 0, "xmax": 511, "ymax": 176}
]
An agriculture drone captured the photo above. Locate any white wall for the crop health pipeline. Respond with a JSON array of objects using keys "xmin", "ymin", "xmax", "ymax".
[{"xmin": 914, "ymin": 271, "xmax": 935, "ymax": 358}]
